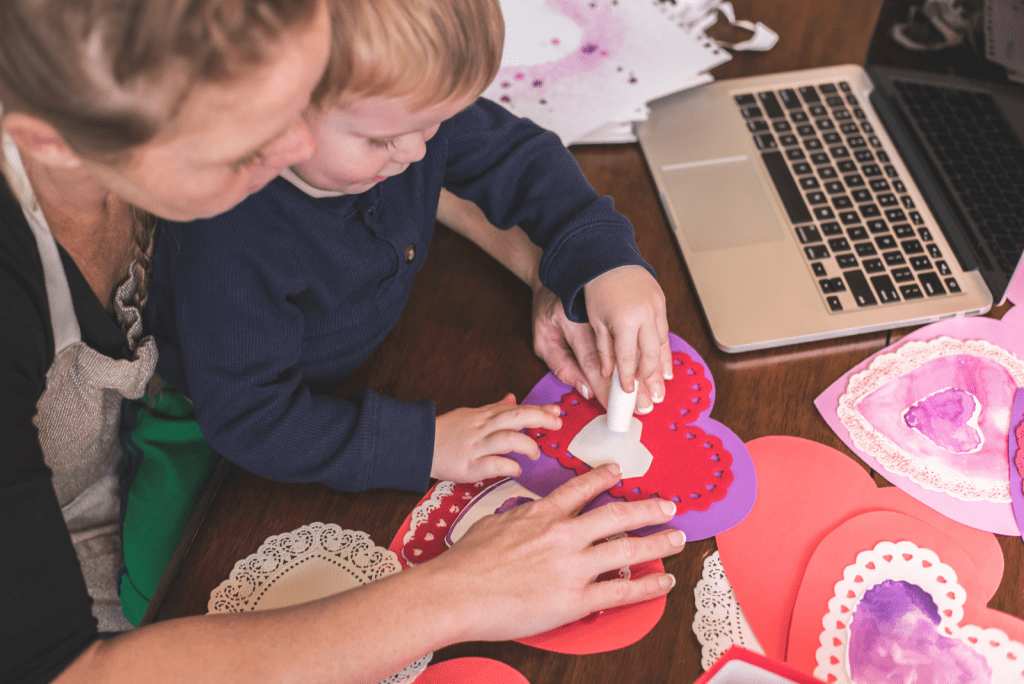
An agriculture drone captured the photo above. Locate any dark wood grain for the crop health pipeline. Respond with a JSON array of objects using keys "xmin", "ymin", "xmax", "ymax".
[{"xmin": 152, "ymin": 0, "xmax": 1024, "ymax": 680}]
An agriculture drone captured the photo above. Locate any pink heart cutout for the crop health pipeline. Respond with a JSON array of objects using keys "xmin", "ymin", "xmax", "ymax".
[
  {"xmin": 716, "ymin": 436, "xmax": 1003, "ymax": 663},
  {"xmin": 786, "ymin": 510, "xmax": 1024, "ymax": 681}
]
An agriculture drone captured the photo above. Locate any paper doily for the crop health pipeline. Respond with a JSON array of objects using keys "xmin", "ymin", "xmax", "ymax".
[
  {"xmin": 814, "ymin": 540, "xmax": 1024, "ymax": 684},
  {"xmin": 692, "ymin": 550, "xmax": 764, "ymax": 670},
  {"xmin": 209, "ymin": 522, "xmax": 431, "ymax": 683}
]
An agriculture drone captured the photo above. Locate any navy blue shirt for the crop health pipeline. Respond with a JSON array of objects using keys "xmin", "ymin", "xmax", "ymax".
[{"xmin": 147, "ymin": 98, "xmax": 651, "ymax": 494}]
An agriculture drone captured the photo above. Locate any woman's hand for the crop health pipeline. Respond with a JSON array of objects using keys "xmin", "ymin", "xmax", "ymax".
[
  {"xmin": 424, "ymin": 463, "xmax": 685, "ymax": 642},
  {"xmin": 431, "ymin": 394, "xmax": 562, "ymax": 482},
  {"xmin": 532, "ymin": 278, "xmax": 671, "ymax": 412}
]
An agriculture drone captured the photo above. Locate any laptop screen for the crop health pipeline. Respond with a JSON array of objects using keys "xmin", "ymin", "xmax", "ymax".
[{"xmin": 867, "ymin": 0, "xmax": 1023, "ymax": 91}]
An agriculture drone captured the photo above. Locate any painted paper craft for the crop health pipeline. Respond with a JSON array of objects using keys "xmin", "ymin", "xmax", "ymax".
[
  {"xmin": 814, "ymin": 315, "xmax": 1024, "ymax": 535},
  {"xmin": 485, "ymin": 0, "xmax": 732, "ymax": 144},
  {"xmin": 417, "ymin": 658, "xmax": 528, "ymax": 684},
  {"xmin": 1009, "ymin": 389, "xmax": 1024, "ymax": 542},
  {"xmin": 507, "ymin": 332, "xmax": 756, "ymax": 541},
  {"xmin": 388, "ymin": 477, "xmax": 667, "ymax": 655},
  {"xmin": 784, "ymin": 511, "xmax": 1024, "ymax": 683},
  {"xmin": 715, "ymin": 436, "xmax": 1003, "ymax": 664}
]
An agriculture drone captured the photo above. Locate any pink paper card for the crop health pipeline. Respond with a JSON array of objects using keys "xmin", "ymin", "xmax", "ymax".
[
  {"xmin": 715, "ymin": 436, "xmax": 1002, "ymax": 664},
  {"xmin": 814, "ymin": 315, "xmax": 1024, "ymax": 534},
  {"xmin": 785, "ymin": 510, "xmax": 1024, "ymax": 683},
  {"xmin": 509, "ymin": 333, "xmax": 756, "ymax": 541}
]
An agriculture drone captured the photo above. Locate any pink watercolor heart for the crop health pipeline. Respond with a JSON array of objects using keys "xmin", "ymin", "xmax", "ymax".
[{"xmin": 904, "ymin": 387, "xmax": 983, "ymax": 454}]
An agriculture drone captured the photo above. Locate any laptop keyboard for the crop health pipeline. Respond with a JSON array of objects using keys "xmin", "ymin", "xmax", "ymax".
[
  {"xmin": 892, "ymin": 81, "xmax": 1024, "ymax": 277},
  {"xmin": 735, "ymin": 81, "xmax": 960, "ymax": 312}
]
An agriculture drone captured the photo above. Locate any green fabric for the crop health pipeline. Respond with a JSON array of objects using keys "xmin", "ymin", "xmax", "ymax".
[{"xmin": 118, "ymin": 387, "xmax": 219, "ymax": 625}]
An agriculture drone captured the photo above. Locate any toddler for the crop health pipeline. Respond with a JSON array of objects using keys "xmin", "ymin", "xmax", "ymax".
[{"xmin": 145, "ymin": 0, "xmax": 669, "ymax": 492}]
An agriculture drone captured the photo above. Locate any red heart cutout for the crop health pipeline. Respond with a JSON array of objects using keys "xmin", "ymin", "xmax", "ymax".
[
  {"xmin": 532, "ymin": 350, "xmax": 733, "ymax": 508},
  {"xmin": 787, "ymin": 510, "xmax": 1024, "ymax": 681},
  {"xmin": 417, "ymin": 657, "xmax": 528, "ymax": 683},
  {"xmin": 716, "ymin": 436, "xmax": 1003, "ymax": 663}
]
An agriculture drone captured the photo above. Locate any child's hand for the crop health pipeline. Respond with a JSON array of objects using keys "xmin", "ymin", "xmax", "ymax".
[
  {"xmin": 431, "ymin": 394, "xmax": 562, "ymax": 482},
  {"xmin": 582, "ymin": 265, "xmax": 672, "ymax": 404}
]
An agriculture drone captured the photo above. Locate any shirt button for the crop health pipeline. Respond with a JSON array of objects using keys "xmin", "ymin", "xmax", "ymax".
[{"xmin": 404, "ymin": 243, "xmax": 416, "ymax": 263}]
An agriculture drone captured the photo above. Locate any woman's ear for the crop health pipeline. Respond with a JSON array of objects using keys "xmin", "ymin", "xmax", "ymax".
[{"xmin": 2, "ymin": 112, "xmax": 84, "ymax": 169}]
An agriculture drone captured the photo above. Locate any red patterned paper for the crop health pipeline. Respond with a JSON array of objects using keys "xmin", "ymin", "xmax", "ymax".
[
  {"xmin": 532, "ymin": 351, "xmax": 733, "ymax": 510},
  {"xmin": 398, "ymin": 478, "xmax": 503, "ymax": 566}
]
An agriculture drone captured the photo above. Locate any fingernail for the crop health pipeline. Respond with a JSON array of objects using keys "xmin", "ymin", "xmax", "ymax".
[
  {"xmin": 579, "ymin": 385, "xmax": 590, "ymax": 400},
  {"xmin": 663, "ymin": 370, "xmax": 673, "ymax": 380},
  {"xmin": 659, "ymin": 574, "xmax": 676, "ymax": 590},
  {"xmin": 636, "ymin": 402, "xmax": 653, "ymax": 415},
  {"xmin": 607, "ymin": 463, "xmax": 622, "ymax": 476},
  {"xmin": 659, "ymin": 499, "xmax": 676, "ymax": 516},
  {"xmin": 651, "ymin": 388, "xmax": 664, "ymax": 404},
  {"xmin": 668, "ymin": 530, "xmax": 685, "ymax": 546}
]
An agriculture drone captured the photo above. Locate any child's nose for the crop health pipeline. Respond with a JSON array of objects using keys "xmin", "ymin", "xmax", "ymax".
[
  {"xmin": 390, "ymin": 132, "xmax": 427, "ymax": 164},
  {"xmin": 263, "ymin": 116, "xmax": 318, "ymax": 170}
]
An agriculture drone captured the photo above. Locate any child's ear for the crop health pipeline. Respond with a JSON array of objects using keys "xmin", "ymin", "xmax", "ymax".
[{"xmin": 2, "ymin": 112, "xmax": 85, "ymax": 169}]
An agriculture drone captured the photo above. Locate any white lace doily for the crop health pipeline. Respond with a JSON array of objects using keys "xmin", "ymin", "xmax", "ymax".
[
  {"xmin": 208, "ymin": 522, "xmax": 431, "ymax": 683},
  {"xmin": 837, "ymin": 337, "xmax": 1022, "ymax": 502},
  {"xmin": 692, "ymin": 551, "xmax": 764, "ymax": 671},
  {"xmin": 814, "ymin": 540, "xmax": 1024, "ymax": 684}
]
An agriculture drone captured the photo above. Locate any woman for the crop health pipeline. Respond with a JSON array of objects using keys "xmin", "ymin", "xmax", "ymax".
[{"xmin": 0, "ymin": 0, "xmax": 683, "ymax": 681}]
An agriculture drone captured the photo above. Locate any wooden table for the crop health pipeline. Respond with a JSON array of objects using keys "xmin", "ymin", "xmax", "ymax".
[{"xmin": 151, "ymin": 0, "xmax": 1024, "ymax": 680}]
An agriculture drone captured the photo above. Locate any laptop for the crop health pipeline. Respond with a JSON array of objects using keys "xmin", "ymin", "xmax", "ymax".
[{"xmin": 635, "ymin": 0, "xmax": 1024, "ymax": 353}]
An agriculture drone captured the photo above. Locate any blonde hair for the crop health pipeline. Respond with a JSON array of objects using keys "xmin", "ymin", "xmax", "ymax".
[
  {"xmin": 316, "ymin": 0, "xmax": 504, "ymax": 111},
  {"xmin": 0, "ymin": 0, "xmax": 320, "ymax": 161}
]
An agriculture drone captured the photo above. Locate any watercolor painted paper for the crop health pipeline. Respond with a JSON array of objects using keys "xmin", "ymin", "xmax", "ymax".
[
  {"xmin": 1009, "ymin": 389, "xmax": 1024, "ymax": 541},
  {"xmin": 715, "ymin": 436, "xmax": 1002, "ymax": 664},
  {"xmin": 784, "ymin": 511, "xmax": 1024, "ymax": 683},
  {"xmin": 815, "ymin": 315, "xmax": 1024, "ymax": 534},
  {"xmin": 509, "ymin": 332, "xmax": 756, "ymax": 541}
]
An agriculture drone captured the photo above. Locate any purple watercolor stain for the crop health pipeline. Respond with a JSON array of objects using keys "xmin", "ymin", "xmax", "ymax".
[
  {"xmin": 532, "ymin": 79, "xmax": 543, "ymax": 87},
  {"xmin": 581, "ymin": 43, "xmax": 599, "ymax": 54},
  {"xmin": 848, "ymin": 580, "xmax": 991, "ymax": 684},
  {"xmin": 495, "ymin": 496, "xmax": 533, "ymax": 515},
  {"xmin": 903, "ymin": 388, "xmax": 983, "ymax": 454},
  {"xmin": 500, "ymin": 95, "xmax": 510, "ymax": 103}
]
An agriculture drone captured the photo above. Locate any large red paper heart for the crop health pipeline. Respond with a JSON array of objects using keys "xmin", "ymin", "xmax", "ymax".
[
  {"xmin": 418, "ymin": 657, "xmax": 528, "ymax": 684},
  {"xmin": 716, "ymin": 436, "xmax": 1003, "ymax": 663},
  {"xmin": 389, "ymin": 479, "xmax": 666, "ymax": 655},
  {"xmin": 786, "ymin": 510, "xmax": 1024, "ymax": 682},
  {"xmin": 532, "ymin": 350, "xmax": 733, "ymax": 508}
]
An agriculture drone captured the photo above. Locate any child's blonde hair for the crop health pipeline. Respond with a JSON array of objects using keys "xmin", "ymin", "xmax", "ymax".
[{"xmin": 316, "ymin": 0, "xmax": 504, "ymax": 110}]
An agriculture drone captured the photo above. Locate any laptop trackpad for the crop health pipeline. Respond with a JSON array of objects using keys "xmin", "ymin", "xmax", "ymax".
[{"xmin": 662, "ymin": 158, "xmax": 783, "ymax": 252}]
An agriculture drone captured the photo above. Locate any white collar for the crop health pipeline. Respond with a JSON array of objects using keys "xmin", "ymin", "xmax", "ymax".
[{"xmin": 280, "ymin": 166, "xmax": 348, "ymax": 198}]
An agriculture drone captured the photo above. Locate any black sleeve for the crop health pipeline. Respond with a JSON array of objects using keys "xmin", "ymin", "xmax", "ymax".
[{"xmin": 0, "ymin": 179, "xmax": 99, "ymax": 684}]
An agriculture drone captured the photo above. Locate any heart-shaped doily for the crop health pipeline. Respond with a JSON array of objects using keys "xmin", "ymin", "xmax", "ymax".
[
  {"xmin": 816, "ymin": 315, "xmax": 1024, "ymax": 535},
  {"xmin": 716, "ymin": 436, "xmax": 1003, "ymax": 664},
  {"xmin": 388, "ymin": 478, "xmax": 666, "ymax": 654},
  {"xmin": 507, "ymin": 332, "xmax": 756, "ymax": 541},
  {"xmin": 785, "ymin": 511, "xmax": 1024, "ymax": 683}
]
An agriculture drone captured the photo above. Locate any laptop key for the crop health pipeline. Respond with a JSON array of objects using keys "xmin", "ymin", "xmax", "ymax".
[
  {"xmin": 819, "ymin": 167, "xmax": 838, "ymax": 179},
  {"xmin": 786, "ymin": 148, "xmax": 806, "ymax": 161},
  {"xmin": 762, "ymin": 151, "xmax": 813, "ymax": 224},
  {"xmin": 864, "ymin": 258, "xmax": 885, "ymax": 274},
  {"xmin": 826, "ymin": 295, "xmax": 843, "ymax": 311},
  {"xmin": 793, "ymin": 162, "xmax": 813, "ymax": 174},
  {"xmin": 826, "ymin": 95, "xmax": 844, "ymax": 107},
  {"xmin": 868, "ymin": 219, "xmax": 888, "ymax": 233},
  {"xmin": 883, "ymin": 251, "xmax": 906, "ymax": 266},
  {"xmin": 832, "ymin": 196, "xmax": 853, "ymax": 209},
  {"xmin": 854, "ymin": 150, "xmax": 874, "ymax": 163},
  {"xmin": 805, "ymin": 245, "xmax": 830, "ymax": 260},
  {"xmin": 779, "ymin": 88, "xmax": 801, "ymax": 109},
  {"xmin": 758, "ymin": 91, "xmax": 786, "ymax": 118},
  {"xmin": 828, "ymin": 237, "xmax": 851, "ymax": 252},
  {"xmin": 748, "ymin": 120, "xmax": 770, "ymax": 132},
  {"xmin": 877, "ymin": 193, "xmax": 898, "ymax": 207},
  {"xmin": 844, "ymin": 270, "xmax": 878, "ymax": 306},
  {"xmin": 869, "ymin": 179, "xmax": 890, "ymax": 192},
  {"xmin": 876, "ymin": 235, "xmax": 897, "ymax": 250},
  {"xmin": 910, "ymin": 256, "xmax": 932, "ymax": 270},
  {"xmin": 892, "ymin": 267, "xmax": 915, "ymax": 282},
  {"xmin": 945, "ymin": 278, "xmax": 961, "ymax": 293},
  {"xmin": 855, "ymin": 242, "xmax": 877, "ymax": 257},
  {"xmin": 862, "ymin": 164, "xmax": 882, "ymax": 176},
  {"xmin": 780, "ymin": 134, "xmax": 800, "ymax": 147},
  {"xmin": 838, "ymin": 160, "xmax": 857, "ymax": 173},
  {"xmin": 735, "ymin": 94, "xmax": 757, "ymax": 105},
  {"xmin": 870, "ymin": 274, "xmax": 900, "ymax": 303},
  {"xmin": 812, "ymin": 262, "xmax": 827, "ymax": 277},
  {"xmin": 830, "ymin": 146, "xmax": 849, "ymax": 158},
  {"xmin": 902, "ymin": 239, "xmax": 924, "ymax": 254},
  {"xmin": 894, "ymin": 223, "xmax": 915, "ymax": 238},
  {"xmin": 847, "ymin": 226, "xmax": 868, "ymax": 241},
  {"xmin": 918, "ymin": 272, "xmax": 947, "ymax": 296},
  {"xmin": 807, "ymin": 191, "xmax": 827, "ymax": 204},
  {"xmin": 811, "ymin": 152, "xmax": 831, "ymax": 165},
  {"xmin": 844, "ymin": 174, "xmax": 865, "ymax": 187},
  {"xmin": 821, "ymin": 221, "xmax": 843, "ymax": 236},
  {"xmin": 815, "ymin": 206, "xmax": 837, "ymax": 220},
  {"xmin": 893, "ymin": 180, "xmax": 906, "ymax": 193},
  {"xmin": 927, "ymin": 244, "xmax": 942, "ymax": 259},
  {"xmin": 837, "ymin": 254, "xmax": 859, "ymax": 269},
  {"xmin": 799, "ymin": 176, "xmax": 820, "ymax": 190},
  {"xmin": 909, "ymin": 211, "xmax": 924, "ymax": 224},
  {"xmin": 860, "ymin": 204, "xmax": 881, "ymax": 218},
  {"xmin": 901, "ymin": 196, "xmax": 915, "ymax": 209},
  {"xmin": 805, "ymin": 138, "xmax": 823, "ymax": 150},
  {"xmin": 852, "ymin": 189, "xmax": 872, "ymax": 203},
  {"xmin": 773, "ymin": 120, "xmax": 792, "ymax": 132},
  {"xmin": 936, "ymin": 260, "xmax": 951, "ymax": 276},
  {"xmin": 839, "ymin": 210, "xmax": 859, "ymax": 224},
  {"xmin": 886, "ymin": 209, "xmax": 907, "ymax": 222},
  {"xmin": 810, "ymin": 104, "xmax": 827, "ymax": 117},
  {"xmin": 741, "ymin": 106, "xmax": 763, "ymax": 119},
  {"xmin": 834, "ymin": 109, "xmax": 852, "ymax": 120},
  {"xmin": 755, "ymin": 133, "xmax": 777, "ymax": 150},
  {"xmin": 900, "ymin": 283, "xmax": 924, "ymax": 299},
  {"xmin": 825, "ymin": 181, "xmax": 845, "ymax": 194},
  {"xmin": 791, "ymin": 110, "xmax": 809, "ymax": 122},
  {"xmin": 796, "ymin": 225, "xmax": 822, "ymax": 244}
]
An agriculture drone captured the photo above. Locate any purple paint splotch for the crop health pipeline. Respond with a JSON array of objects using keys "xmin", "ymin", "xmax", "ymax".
[
  {"xmin": 848, "ymin": 580, "xmax": 992, "ymax": 684},
  {"xmin": 495, "ymin": 496, "xmax": 534, "ymax": 515},
  {"xmin": 903, "ymin": 388, "xmax": 983, "ymax": 454}
]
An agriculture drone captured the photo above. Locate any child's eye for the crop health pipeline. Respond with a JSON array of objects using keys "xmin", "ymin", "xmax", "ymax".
[
  {"xmin": 368, "ymin": 137, "xmax": 396, "ymax": 149},
  {"xmin": 229, "ymin": 149, "xmax": 266, "ymax": 173}
]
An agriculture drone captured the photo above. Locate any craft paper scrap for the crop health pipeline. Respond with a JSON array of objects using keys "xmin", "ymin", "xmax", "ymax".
[
  {"xmin": 388, "ymin": 478, "xmax": 667, "ymax": 655},
  {"xmin": 508, "ymin": 332, "xmax": 756, "ymax": 541},
  {"xmin": 815, "ymin": 314, "xmax": 1024, "ymax": 535},
  {"xmin": 715, "ymin": 436, "xmax": 1003, "ymax": 664},
  {"xmin": 418, "ymin": 658, "xmax": 528, "ymax": 684},
  {"xmin": 1009, "ymin": 389, "xmax": 1024, "ymax": 541},
  {"xmin": 486, "ymin": 0, "xmax": 733, "ymax": 144},
  {"xmin": 783, "ymin": 511, "xmax": 1024, "ymax": 683}
]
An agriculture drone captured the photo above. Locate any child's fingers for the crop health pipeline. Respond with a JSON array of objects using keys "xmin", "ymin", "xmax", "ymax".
[
  {"xmin": 487, "ymin": 402, "xmax": 562, "ymax": 433},
  {"xmin": 474, "ymin": 454, "xmax": 524, "ymax": 478},
  {"xmin": 633, "ymin": 320, "xmax": 664, "ymax": 386},
  {"xmin": 484, "ymin": 430, "xmax": 541, "ymax": 460}
]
